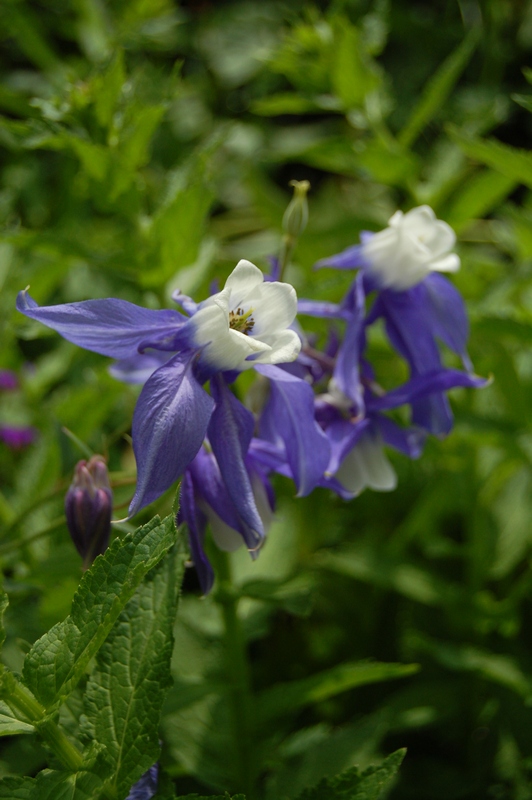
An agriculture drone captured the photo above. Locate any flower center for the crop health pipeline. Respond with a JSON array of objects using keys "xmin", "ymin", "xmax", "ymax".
[{"xmin": 229, "ymin": 307, "xmax": 255, "ymax": 335}]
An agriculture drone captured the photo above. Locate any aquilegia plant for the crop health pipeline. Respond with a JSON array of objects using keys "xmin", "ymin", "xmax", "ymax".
[
  {"xmin": 16, "ymin": 204, "xmax": 485, "ymax": 592},
  {"xmin": 2, "ymin": 200, "xmax": 487, "ymax": 800}
]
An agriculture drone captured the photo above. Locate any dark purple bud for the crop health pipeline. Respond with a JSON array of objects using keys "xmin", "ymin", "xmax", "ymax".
[
  {"xmin": 65, "ymin": 455, "xmax": 113, "ymax": 569},
  {"xmin": 0, "ymin": 425, "xmax": 37, "ymax": 449},
  {"xmin": 125, "ymin": 763, "xmax": 158, "ymax": 800},
  {"xmin": 0, "ymin": 370, "xmax": 19, "ymax": 391}
]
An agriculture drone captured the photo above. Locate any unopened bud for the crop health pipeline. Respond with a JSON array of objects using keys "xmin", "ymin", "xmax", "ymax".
[
  {"xmin": 282, "ymin": 180, "xmax": 310, "ymax": 240},
  {"xmin": 65, "ymin": 455, "xmax": 112, "ymax": 569}
]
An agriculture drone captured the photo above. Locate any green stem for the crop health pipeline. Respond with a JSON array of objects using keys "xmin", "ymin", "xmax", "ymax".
[
  {"xmin": 212, "ymin": 550, "xmax": 257, "ymax": 800},
  {"xmin": 3, "ymin": 673, "xmax": 116, "ymax": 798}
]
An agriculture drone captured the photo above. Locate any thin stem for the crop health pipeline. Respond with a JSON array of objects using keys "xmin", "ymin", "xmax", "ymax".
[
  {"xmin": 212, "ymin": 549, "xmax": 257, "ymax": 800},
  {"xmin": 3, "ymin": 673, "xmax": 116, "ymax": 798}
]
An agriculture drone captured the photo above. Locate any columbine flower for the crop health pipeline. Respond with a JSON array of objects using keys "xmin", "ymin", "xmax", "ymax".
[
  {"xmin": 17, "ymin": 260, "xmax": 301, "ymax": 516},
  {"xmin": 316, "ymin": 205, "xmax": 460, "ymax": 291},
  {"xmin": 65, "ymin": 456, "xmax": 112, "ymax": 569}
]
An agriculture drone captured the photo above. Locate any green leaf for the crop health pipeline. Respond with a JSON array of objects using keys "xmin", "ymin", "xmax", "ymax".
[
  {"xmin": 331, "ymin": 19, "xmax": 380, "ymax": 109},
  {"xmin": 0, "ymin": 700, "xmax": 35, "ymax": 736},
  {"xmin": 296, "ymin": 749, "xmax": 406, "ymax": 800},
  {"xmin": 0, "ymin": 776, "xmax": 35, "ymax": 798},
  {"xmin": 83, "ymin": 542, "xmax": 186, "ymax": 799},
  {"xmin": 251, "ymin": 93, "xmax": 341, "ymax": 116},
  {"xmin": 0, "ymin": 589, "xmax": 8, "ymax": 651},
  {"xmin": 28, "ymin": 769, "xmax": 104, "ymax": 800},
  {"xmin": 446, "ymin": 169, "xmax": 517, "ymax": 232},
  {"xmin": 399, "ymin": 29, "xmax": 479, "ymax": 147},
  {"xmin": 448, "ymin": 127, "xmax": 532, "ymax": 189},
  {"xmin": 22, "ymin": 515, "xmax": 177, "ymax": 712},
  {"xmin": 94, "ymin": 51, "xmax": 126, "ymax": 129},
  {"xmin": 256, "ymin": 661, "xmax": 418, "ymax": 725}
]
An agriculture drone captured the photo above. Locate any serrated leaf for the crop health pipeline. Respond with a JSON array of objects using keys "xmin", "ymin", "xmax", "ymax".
[
  {"xmin": 256, "ymin": 662, "xmax": 418, "ymax": 725},
  {"xmin": 83, "ymin": 542, "xmax": 186, "ymax": 799},
  {"xmin": 0, "ymin": 776, "xmax": 35, "ymax": 798},
  {"xmin": 399, "ymin": 30, "xmax": 479, "ymax": 147},
  {"xmin": 0, "ymin": 700, "xmax": 35, "ymax": 736},
  {"xmin": 296, "ymin": 749, "xmax": 406, "ymax": 800},
  {"xmin": 29, "ymin": 768, "xmax": 104, "ymax": 800},
  {"xmin": 23, "ymin": 515, "xmax": 177, "ymax": 712}
]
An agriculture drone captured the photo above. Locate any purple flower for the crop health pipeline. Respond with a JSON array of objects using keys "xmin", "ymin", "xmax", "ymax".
[
  {"xmin": 65, "ymin": 456, "xmax": 112, "ymax": 569},
  {"xmin": 312, "ymin": 206, "xmax": 478, "ymax": 435},
  {"xmin": 0, "ymin": 425, "xmax": 37, "ymax": 449},
  {"xmin": 0, "ymin": 370, "xmax": 19, "ymax": 391},
  {"xmin": 17, "ymin": 260, "xmax": 301, "ymax": 517},
  {"xmin": 126, "ymin": 763, "xmax": 158, "ymax": 800}
]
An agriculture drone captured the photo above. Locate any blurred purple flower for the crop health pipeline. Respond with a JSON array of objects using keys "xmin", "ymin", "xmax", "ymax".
[
  {"xmin": 0, "ymin": 425, "xmax": 37, "ymax": 449},
  {"xmin": 0, "ymin": 370, "xmax": 19, "ymax": 391}
]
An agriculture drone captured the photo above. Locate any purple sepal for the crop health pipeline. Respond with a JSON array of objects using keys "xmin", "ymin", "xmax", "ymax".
[
  {"xmin": 109, "ymin": 353, "xmax": 172, "ymax": 384},
  {"xmin": 297, "ymin": 299, "xmax": 347, "ymax": 320},
  {"xmin": 314, "ymin": 242, "xmax": 369, "ymax": 271},
  {"xmin": 367, "ymin": 369, "xmax": 488, "ymax": 414},
  {"xmin": 375, "ymin": 415, "xmax": 426, "ymax": 458},
  {"xmin": 208, "ymin": 376, "xmax": 264, "ymax": 549},
  {"xmin": 179, "ymin": 471, "xmax": 214, "ymax": 595},
  {"xmin": 171, "ymin": 289, "xmax": 198, "ymax": 316},
  {"xmin": 125, "ymin": 762, "xmax": 158, "ymax": 800},
  {"xmin": 424, "ymin": 274, "xmax": 472, "ymax": 368},
  {"xmin": 333, "ymin": 273, "xmax": 365, "ymax": 412},
  {"xmin": 16, "ymin": 291, "xmax": 184, "ymax": 360},
  {"xmin": 0, "ymin": 425, "xmax": 37, "ymax": 449},
  {"xmin": 324, "ymin": 417, "xmax": 370, "ymax": 476},
  {"xmin": 0, "ymin": 370, "xmax": 18, "ymax": 391},
  {"xmin": 129, "ymin": 351, "xmax": 214, "ymax": 516},
  {"xmin": 257, "ymin": 365, "xmax": 331, "ymax": 496}
]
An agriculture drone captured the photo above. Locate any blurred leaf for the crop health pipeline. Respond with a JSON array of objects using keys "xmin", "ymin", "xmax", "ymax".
[
  {"xmin": 0, "ymin": 776, "xmax": 35, "ymax": 798},
  {"xmin": 331, "ymin": 18, "xmax": 380, "ymax": 110},
  {"xmin": 22, "ymin": 515, "xmax": 177, "ymax": 711},
  {"xmin": 446, "ymin": 169, "xmax": 517, "ymax": 232},
  {"xmin": 93, "ymin": 51, "xmax": 126, "ymax": 129},
  {"xmin": 449, "ymin": 127, "xmax": 532, "ymax": 189},
  {"xmin": 256, "ymin": 661, "xmax": 418, "ymax": 725},
  {"xmin": 399, "ymin": 29, "xmax": 479, "ymax": 148},
  {"xmin": 295, "ymin": 749, "xmax": 406, "ymax": 800},
  {"xmin": 239, "ymin": 574, "xmax": 316, "ymax": 616}
]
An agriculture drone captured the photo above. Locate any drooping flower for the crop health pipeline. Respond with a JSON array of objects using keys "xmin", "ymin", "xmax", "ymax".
[
  {"xmin": 65, "ymin": 455, "xmax": 113, "ymax": 569},
  {"xmin": 316, "ymin": 205, "xmax": 460, "ymax": 291},
  {"xmin": 17, "ymin": 260, "xmax": 301, "ymax": 517},
  {"xmin": 312, "ymin": 206, "xmax": 479, "ymax": 434}
]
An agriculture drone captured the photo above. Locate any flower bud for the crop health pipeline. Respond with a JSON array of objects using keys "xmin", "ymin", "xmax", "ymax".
[
  {"xmin": 282, "ymin": 179, "xmax": 310, "ymax": 240},
  {"xmin": 65, "ymin": 455, "xmax": 112, "ymax": 569}
]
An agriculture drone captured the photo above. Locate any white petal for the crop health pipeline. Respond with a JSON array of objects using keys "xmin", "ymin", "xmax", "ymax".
[
  {"xmin": 204, "ymin": 506, "xmax": 244, "ymax": 552},
  {"xmin": 244, "ymin": 281, "xmax": 297, "ymax": 335},
  {"xmin": 335, "ymin": 434, "xmax": 397, "ymax": 494},
  {"xmin": 250, "ymin": 329, "xmax": 301, "ymax": 365},
  {"xmin": 431, "ymin": 253, "xmax": 460, "ymax": 273},
  {"xmin": 225, "ymin": 260, "xmax": 264, "ymax": 306}
]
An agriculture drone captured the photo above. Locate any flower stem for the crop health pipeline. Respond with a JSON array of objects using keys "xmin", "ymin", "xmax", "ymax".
[{"xmin": 212, "ymin": 549, "xmax": 257, "ymax": 800}]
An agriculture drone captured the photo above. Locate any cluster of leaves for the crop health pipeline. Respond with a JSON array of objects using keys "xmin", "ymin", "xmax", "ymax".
[{"xmin": 2, "ymin": 0, "xmax": 532, "ymax": 798}]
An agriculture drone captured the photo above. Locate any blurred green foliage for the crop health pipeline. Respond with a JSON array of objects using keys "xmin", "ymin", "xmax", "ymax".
[{"xmin": 2, "ymin": 0, "xmax": 532, "ymax": 798}]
